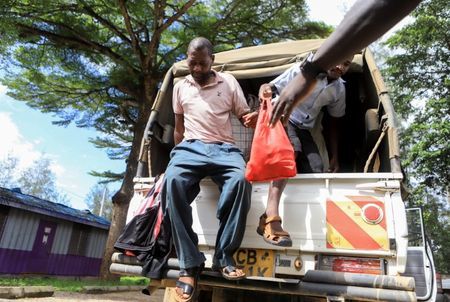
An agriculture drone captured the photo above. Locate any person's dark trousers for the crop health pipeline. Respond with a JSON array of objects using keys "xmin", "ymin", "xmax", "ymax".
[
  {"xmin": 163, "ymin": 139, "xmax": 251, "ymax": 270},
  {"xmin": 297, "ymin": 128, "xmax": 324, "ymax": 173},
  {"xmin": 287, "ymin": 122, "xmax": 324, "ymax": 173}
]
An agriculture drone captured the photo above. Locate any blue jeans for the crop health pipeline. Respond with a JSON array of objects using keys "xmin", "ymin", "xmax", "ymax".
[{"xmin": 163, "ymin": 140, "xmax": 251, "ymax": 269}]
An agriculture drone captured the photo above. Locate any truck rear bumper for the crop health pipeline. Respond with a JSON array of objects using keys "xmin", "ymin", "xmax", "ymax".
[
  {"xmin": 110, "ymin": 255, "xmax": 417, "ymax": 301},
  {"xmin": 141, "ymin": 272, "xmax": 417, "ymax": 302}
]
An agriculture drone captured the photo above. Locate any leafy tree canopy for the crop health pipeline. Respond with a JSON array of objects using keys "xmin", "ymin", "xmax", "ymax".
[
  {"xmin": 0, "ymin": 154, "xmax": 70, "ymax": 205},
  {"xmin": 85, "ymin": 183, "xmax": 113, "ymax": 221},
  {"xmin": 0, "ymin": 0, "xmax": 332, "ymax": 183},
  {"xmin": 383, "ymin": 0, "xmax": 449, "ymax": 191},
  {"xmin": 383, "ymin": 0, "xmax": 449, "ymax": 272},
  {"xmin": 0, "ymin": 154, "xmax": 19, "ymax": 189}
]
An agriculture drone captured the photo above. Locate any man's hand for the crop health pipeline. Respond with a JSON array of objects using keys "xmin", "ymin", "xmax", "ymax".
[
  {"xmin": 269, "ymin": 73, "xmax": 318, "ymax": 126},
  {"xmin": 258, "ymin": 83, "xmax": 273, "ymax": 100},
  {"xmin": 241, "ymin": 111, "xmax": 258, "ymax": 128},
  {"xmin": 328, "ymin": 156, "xmax": 340, "ymax": 173}
]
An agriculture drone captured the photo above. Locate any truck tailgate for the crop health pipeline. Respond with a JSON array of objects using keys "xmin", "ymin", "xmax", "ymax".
[{"xmin": 191, "ymin": 172, "xmax": 408, "ymax": 277}]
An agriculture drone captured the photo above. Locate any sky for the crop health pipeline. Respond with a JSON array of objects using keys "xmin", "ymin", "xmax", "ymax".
[
  {"xmin": 306, "ymin": 0, "xmax": 356, "ymax": 26},
  {"xmin": 0, "ymin": 89, "xmax": 124, "ymax": 209},
  {"xmin": 0, "ymin": 0, "xmax": 410, "ymax": 210},
  {"xmin": 306, "ymin": 0, "xmax": 410, "ymax": 33}
]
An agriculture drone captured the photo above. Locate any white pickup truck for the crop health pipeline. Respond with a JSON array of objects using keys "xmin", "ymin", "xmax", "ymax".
[{"xmin": 110, "ymin": 39, "xmax": 438, "ymax": 302}]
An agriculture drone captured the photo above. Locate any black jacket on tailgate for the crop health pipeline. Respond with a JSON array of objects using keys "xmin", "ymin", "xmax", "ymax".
[{"xmin": 114, "ymin": 174, "xmax": 173, "ymax": 279}]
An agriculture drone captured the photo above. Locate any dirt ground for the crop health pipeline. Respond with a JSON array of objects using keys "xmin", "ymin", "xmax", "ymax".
[{"xmin": 0, "ymin": 289, "xmax": 166, "ymax": 302}]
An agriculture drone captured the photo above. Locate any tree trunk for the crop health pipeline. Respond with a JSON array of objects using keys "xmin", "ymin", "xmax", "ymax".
[
  {"xmin": 98, "ymin": 154, "xmax": 139, "ymax": 279},
  {"xmin": 99, "ymin": 198, "xmax": 129, "ymax": 279},
  {"xmin": 99, "ymin": 95, "xmax": 152, "ymax": 279}
]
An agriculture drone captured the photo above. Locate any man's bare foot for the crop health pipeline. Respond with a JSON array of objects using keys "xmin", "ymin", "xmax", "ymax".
[
  {"xmin": 175, "ymin": 276, "xmax": 195, "ymax": 301},
  {"xmin": 174, "ymin": 264, "xmax": 204, "ymax": 302},
  {"xmin": 219, "ymin": 265, "xmax": 246, "ymax": 280}
]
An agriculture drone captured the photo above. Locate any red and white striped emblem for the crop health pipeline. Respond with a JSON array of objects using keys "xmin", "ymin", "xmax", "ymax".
[{"xmin": 326, "ymin": 195, "xmax": 388, "ymax": 250}]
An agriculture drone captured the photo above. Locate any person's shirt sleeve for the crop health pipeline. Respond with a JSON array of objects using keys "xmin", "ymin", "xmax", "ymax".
[
  {"xmin": 172, "ymin": 81, "xmax": 183, "ymax": 114},
  {"xmin": 270, "ymin": 63, "xmax": 302, "ymax": 94},
  {"xmin": 326, "ymin": 83, "xmax": 346, "ymax": 118},
  {"xmin": 229, "ymin": 75, "xmax": 250, "ymax": 117}
]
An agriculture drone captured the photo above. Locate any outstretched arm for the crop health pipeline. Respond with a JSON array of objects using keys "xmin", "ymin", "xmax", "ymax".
[{"xmin": 270, "ymin": 0, "xmax": 422, "ymax": 126}]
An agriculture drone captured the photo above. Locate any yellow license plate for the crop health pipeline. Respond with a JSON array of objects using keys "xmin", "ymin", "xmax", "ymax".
[{"xmin": 233, "ymin": 249, "xmax": 274, "ymax": 277}]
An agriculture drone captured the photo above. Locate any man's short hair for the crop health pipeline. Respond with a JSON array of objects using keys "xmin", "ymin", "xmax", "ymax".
[{"xmin": 187, "ymin": 37, "xmax": 213, "ymax": 56}]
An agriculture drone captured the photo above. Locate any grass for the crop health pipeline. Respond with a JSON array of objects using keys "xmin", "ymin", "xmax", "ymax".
[{"xmin": 0, "ymin": 276, "xmax": 150, "ymax": 292}]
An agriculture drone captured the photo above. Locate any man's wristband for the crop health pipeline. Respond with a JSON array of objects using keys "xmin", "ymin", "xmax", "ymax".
[
  {"xmin": 270, "ymin": 85, "xmax": 278, "ymax": 98},
  {"xmin": 301, "ymin": 60, "xmax": 327, "ymax": 79}
]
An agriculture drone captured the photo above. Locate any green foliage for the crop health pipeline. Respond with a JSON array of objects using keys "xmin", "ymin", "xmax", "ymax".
[
  {"xmin": 85, "ymin": 183, "xmax": 113, "ymax": 221},
  {"xmin": 383, "ymin": 0, "xmax": 450, "ymax": 273},
  {"xmin": 0, "ymin": 154, "xmax": 70, "ymax": 205},
  {"xmin": 0, "ymin": 154, "xmax": 19, "ymax": 188},
  {"xmin": 405, "ymin": 186, "xmax": 450, "ymax": 273},
  {"xmin": 383, "ymin": 0, "xmax": 449, "ymax": 117},
  {"xmin": 18, "ymin": 157, "xmax": 71, "ymax": 205},
  {"xmin": 0, "ymin": 276, "xmax": 149, "ymax": 292},
  {"xmin": 181, "ymin": 0, "xmax": 331, "ymax": 50},
  {"xmin": 0, "ymin": 0, "xmax": 332, "ymax": 183},
  {"xmin": 401, "ymin": 98, "xmax": 450, "ymax": 190}
]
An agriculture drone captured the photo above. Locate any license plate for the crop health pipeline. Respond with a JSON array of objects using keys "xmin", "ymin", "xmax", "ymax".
[{"xmin": 233, "ymin": 248, "xmax": 274, "ymax": 277}]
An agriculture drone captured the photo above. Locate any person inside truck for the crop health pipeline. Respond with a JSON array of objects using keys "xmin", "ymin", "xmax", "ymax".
[
  {"xmin": 269, "ymin": 0, "xmax": 422, "ymax": 126},
  {"xmin": 162, "ymin": 37, "xmax": 258, "ymax": 302},
  {"xmin": 257, "ymin": 55, "xmax": 353, "ymax": 247}
]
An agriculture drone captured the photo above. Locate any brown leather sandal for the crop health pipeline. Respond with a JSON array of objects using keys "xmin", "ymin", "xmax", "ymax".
[{"xmin": 256, "ymin": 213, "xmax": 292, "ymax": 247}]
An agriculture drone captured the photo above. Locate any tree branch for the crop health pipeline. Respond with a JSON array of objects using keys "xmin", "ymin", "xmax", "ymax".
[
  {"xmin": 80, "ymin": 1, "xmax": 132, "ymax": 45},
  {"xmin": 118, "ymin": 0, "xmax": 145, "ymax": 65},
  {"xmin": 113, "ymin": 83, "xmax": 143, "ymax": 102},
  {"xmin": 211, "ymin": 0, "xmax": 241, "ymax": 33},
  {"xmin": 156, "ymin": 43, "xmax": 184, "ymax": 69},
  {"xmin": 16, "ymin": 22, "xmax": 140, "ymax": 77},
  {"xmin": 119, "ymin": 104, "xmax": 137, "ymax": 125},
  {"xmin": 145, "ymin": 0, "xmax": 196, "ymax": 69}
]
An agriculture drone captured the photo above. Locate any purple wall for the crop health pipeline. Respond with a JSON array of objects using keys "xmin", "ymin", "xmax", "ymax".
[{"xmin": 0, "ymin": 248, "xmax": 102, "ymax": 276}]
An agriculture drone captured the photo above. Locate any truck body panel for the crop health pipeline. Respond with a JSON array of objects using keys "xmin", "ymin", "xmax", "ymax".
[{"xmin": 190, "ymin": 174, "xmax": 406, "ymax": 275}]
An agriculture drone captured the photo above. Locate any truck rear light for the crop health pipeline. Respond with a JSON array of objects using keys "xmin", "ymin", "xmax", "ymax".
[
  {"xmin": 436, "ymin": 272, "xmax": 443, "ymax": 293},
  {"xmin": 318, "ymin": 255, "xmax": 384, "ymax": 275}
]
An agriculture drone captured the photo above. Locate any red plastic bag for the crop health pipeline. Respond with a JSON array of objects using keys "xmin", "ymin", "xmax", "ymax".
[{"xmin": 245, "ymin": 98, "xmax": 297, "ymax": 182}]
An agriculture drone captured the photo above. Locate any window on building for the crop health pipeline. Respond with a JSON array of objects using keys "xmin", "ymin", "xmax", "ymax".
[
  {"xmin": 0, "ymin": 205, "xmax": 10, "ymax": 240},
  {"xmin": 68, "ymin": 223, "xmax": 90, "ymax": 256}
]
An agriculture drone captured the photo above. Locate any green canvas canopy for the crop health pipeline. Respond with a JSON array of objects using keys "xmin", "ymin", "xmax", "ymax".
[
  {"xmin": 172, "ymin": 39, "xmax": 325, "ymax": 79},
  {"xmin": 147, "ymin": 39, "xmax": 397, "ymax": 177},
  {"xmin": 154, "ymin": 39, "xmax": 363, "ymax": 112}
]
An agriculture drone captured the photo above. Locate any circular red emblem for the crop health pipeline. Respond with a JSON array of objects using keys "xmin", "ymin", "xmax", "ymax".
[{"xmin": 361, "ymin": 204, "xmax": 383, "ymax": 224}]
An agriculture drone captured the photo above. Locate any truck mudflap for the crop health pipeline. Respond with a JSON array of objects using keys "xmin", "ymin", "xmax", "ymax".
[{"xmin": 110, "ymin": 253, "xmax": 417, "ymax": 301}]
